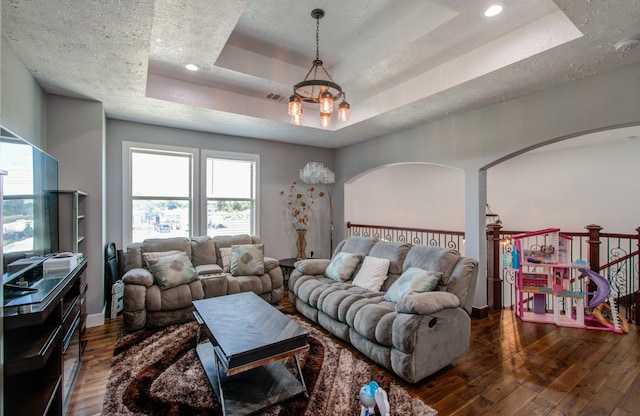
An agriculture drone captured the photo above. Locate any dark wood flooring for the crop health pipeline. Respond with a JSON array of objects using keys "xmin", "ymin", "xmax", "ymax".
[{"xmin": 68, "ymin": 295, "xmax": 639, "ymax": 416}]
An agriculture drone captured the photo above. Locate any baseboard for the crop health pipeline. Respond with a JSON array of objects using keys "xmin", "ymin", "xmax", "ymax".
[
  {"xmin": 471, "ymin": 305, "xmax": 489, "ymax": 319},
  {"xmin": 86, "ymin": 308, "xmax": 106, "ymax": 328}
]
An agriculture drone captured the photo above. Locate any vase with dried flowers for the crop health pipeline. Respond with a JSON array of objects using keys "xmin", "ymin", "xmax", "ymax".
[{"xmin": 281, "ymin": 181, "xmax": 325, "ymax": 259}]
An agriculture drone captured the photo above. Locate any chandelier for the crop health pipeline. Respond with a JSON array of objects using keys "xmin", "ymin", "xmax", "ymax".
[{"xmin": 288, "ymin": 9, "xmax": 350, "ymax": 127}]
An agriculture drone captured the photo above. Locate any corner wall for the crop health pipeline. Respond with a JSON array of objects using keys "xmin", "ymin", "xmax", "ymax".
[{"xmin": 46, "ymin": 96, "xmax": 106, "ymax": 325}]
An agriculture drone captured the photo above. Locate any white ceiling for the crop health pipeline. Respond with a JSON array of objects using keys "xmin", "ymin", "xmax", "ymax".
[{"xmin": 2, "ymin": 0, "xmax": 640, "ymax": 148}]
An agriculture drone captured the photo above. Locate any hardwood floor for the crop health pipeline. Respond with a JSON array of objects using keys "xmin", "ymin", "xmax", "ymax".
[{"xmin": 68, "ymin": 298, "xmax": 639, "ymax": 416}]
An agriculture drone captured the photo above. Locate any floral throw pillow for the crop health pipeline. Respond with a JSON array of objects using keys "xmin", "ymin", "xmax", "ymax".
[
  {"xmin": 147, "ymin": 251, "xmax": 197, "ymax": 291},
  {"xmin": 142, "ymin": 250, "xmax": 182, "ymax": 269},
  {"xmin": 324, "ymin": 252, "xmax": 363, "ymax": 282},
  {"xmin": 231, "ymin": 244, "xmax": 265, "ymax": 276}
]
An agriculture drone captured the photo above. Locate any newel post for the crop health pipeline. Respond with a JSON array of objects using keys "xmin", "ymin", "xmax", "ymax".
[
  {"xmin": 486, "ymin": 222, "xmax": 503, "ymax": 310},
  {"xmin": 586, "ymin": 224, "xmax": 602, "ymax": 272}
]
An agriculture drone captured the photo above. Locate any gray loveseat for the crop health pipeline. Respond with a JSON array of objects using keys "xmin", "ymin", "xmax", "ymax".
[
  {"xmin": 288, "ymin": 236, "xmax": 478, "ymax": 383},
  {"xmin": 122, "ymin": 234, "xmax": 283, "ymax": 331}
]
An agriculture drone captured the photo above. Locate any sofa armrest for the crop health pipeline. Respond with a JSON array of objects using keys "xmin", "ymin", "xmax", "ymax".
[
  {"xmin": 122, "ymin": 267, "xmax": 154, "ymax": 288},
  {"xmin": 295, "ymin": 259, "xmax": 331, "ymax": 275},
  {"xmin": 264, "ymin": 256, "xmax": 280, "ymax": 273},
  {"xmin": 396, "ymin": 291, "xmax": 460, "ymax": 315}
]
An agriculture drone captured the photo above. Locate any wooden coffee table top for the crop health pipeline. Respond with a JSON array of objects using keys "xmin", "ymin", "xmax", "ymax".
[{"xmin": 193, "ymin": 292, "xmax": 308, "ymax": 370}]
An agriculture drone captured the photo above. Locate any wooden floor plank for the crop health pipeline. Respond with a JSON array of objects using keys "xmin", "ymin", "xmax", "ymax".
[{"xmin": 67, "ymin": 298, "xmax": 638, "ymax": 416}]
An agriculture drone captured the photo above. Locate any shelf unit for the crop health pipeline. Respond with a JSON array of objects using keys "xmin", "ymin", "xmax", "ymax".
[{"xmin": 58, "ymin": 191, "xmax": 87, "ymax": 255}]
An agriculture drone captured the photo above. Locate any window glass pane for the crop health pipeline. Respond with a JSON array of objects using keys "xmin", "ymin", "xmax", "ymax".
[
  {"xmin": 2, "ymin": 198, "xmax": 34, "ymax": 253},
  {"xmin": 206, "ymin": 200, "xmax": 252, "ymax": 236},
  {"xmin": 1, "ymin": 142, "xmax": 33, "ymax": 195},
  {"xmin": 206, "ymin": 159, "xmax": 253, "ymax": 199},
  {"xmin": 132, "ymin": 151, "xmax": 190, "ymax": 197},
  {"xmin": 132, "ymin": 199, "xmax": 190, "ymax": 242}
]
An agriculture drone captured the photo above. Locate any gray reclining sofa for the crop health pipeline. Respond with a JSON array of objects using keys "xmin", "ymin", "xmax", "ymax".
[
  {"xmin": 288, "ymin": 236, "xmax": 478, "ymax": 383},
  {"xmin": 122, "ymin": 234, "xmax": 283, "ymax": 331}
]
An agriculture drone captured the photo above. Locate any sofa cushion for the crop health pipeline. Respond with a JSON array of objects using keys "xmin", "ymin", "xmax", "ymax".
[
  {"xmin": 352, "ymin": 256, "xmax": 390, "ymax": 291},
  {"xmin": 325, "ymin": 252, "xmax": 363, "ymax": 282},
  {"xmin": 384, "ymin": 267, "xmax": 441, "ymax": 303},
  {"xmin": 190, "ymin": 236, "xmax": 216, "ymax": 266},
  {"xmin": 368, "ymin": 241, "xmax": 411, "ymax": 275},
  {"xmin": 335, "ymin": 237, "xmax": 377, "ymax": 257},
  {"xmin": 147, "ymin": 251, "xmax": 197, "ymax": 291},
  {"xmin": 141, "ymin": 237, "xmax": 192, "ymax": 259},
  {"xmin": 231, "ymin": 244, "xmax": 265, "ymax": 276},
  {"xmin": 403, "ymin": 246, "xmax": 460, "ymax": 288},
  {"xmin": 142, "ymin": 250, "xmax": 182, "ymax": 268}
]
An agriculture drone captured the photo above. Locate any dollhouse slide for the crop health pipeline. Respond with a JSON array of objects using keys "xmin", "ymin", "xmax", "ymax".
[
  {"xmin": 579, "ymin": 268, "xmax": 610, "ymax": 309},
  {"xmin": 579, "ymin": 268, "xmax": 629, "ymax": 333}
]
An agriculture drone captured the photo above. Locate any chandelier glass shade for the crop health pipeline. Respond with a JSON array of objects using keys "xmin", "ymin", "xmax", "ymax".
[{"xmin": 288, "ymin": 9, "xmax": 350, "ymax": 127}]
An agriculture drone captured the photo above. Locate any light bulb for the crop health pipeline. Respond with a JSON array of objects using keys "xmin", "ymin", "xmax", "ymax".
[
  {"xmin": 319, "ymin": 90, "xmax": 333, "ymax": 113},
  {"xmin": 338, "ymin": 101, "xmax": 350, "ymax": 122},
  {"xmin": 288, "ymin": 94, "xmax": 302, "ymax": 116}
]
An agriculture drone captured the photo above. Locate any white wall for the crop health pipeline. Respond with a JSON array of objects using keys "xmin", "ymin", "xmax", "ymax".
[
  {"xmin": 488, "ymin": 135, "xmax": 640, "ymax": 234},
  {"xmin": 345, "ymin": 163, "xmax": 465, "ymax": 230}
]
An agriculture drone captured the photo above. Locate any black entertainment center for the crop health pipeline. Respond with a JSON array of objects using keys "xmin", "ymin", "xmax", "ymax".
[{"xmin": 3, "ymin": 257, "xmax": 87, "ymax": 416}]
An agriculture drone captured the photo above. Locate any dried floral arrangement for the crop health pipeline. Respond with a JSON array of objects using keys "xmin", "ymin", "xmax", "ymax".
[{"xmin": 281, "ymin": 181, "xmax": 325, "ymax": 230}]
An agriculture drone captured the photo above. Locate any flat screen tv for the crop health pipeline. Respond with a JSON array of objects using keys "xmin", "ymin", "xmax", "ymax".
[{"xmin": 1, "ymin": 127, "xmax": 59, "ymax": 274}]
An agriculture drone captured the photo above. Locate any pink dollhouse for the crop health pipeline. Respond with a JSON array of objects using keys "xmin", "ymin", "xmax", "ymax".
[
  {"xmin": 507, "ymin": 228, "xmax": 627, "ymax": 333},
  {"xmin": 508, "ymin": 228, "xmax": 586, "ymax": 328}
]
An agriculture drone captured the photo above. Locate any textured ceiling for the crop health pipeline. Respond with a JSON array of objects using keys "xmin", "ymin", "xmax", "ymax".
[{"xmin": 2, "ymin": 0, "xmax": 640, "ymax": 148}]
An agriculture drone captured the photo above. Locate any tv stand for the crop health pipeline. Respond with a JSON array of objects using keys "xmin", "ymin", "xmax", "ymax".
[{"xmin": 3, "ymin": 258, "xmax": 88, "ymax": 415}]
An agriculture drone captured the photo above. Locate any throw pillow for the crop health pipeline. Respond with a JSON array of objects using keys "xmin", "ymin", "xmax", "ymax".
[
  {"xmin": 384, "ymin": 267, "xmax": 442, "ymax": 303},
  {"xmin": 147, "ymin": 251, "xmax": 197, "ymax": 291},
  {"xmin": 324, "ymin": 252, "xmax": 363, "ymax": 282},
  {"xmin": 142, "ymin": 250, "xmax": 182, "ymax": 269},
  {"xmin": 231, "ymin": 244, "xmax": 265, "ymax": 276},
  {"xmin": 219, "ymin": 247, "xmax": 232, "ymax": 272},
  {"xmin": 352, "ymin": 256, "xmax": 391, "ymax": 291}
]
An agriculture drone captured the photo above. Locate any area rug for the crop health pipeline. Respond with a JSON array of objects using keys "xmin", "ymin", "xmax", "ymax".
[{"xmin": 103, "ymin": 314, "xmax": 438, "ymax": 416}]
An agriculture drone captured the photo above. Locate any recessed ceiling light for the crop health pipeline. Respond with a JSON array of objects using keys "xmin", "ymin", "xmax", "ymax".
[
  {"xmin": 183, "ymin": 63, "xmax": 200, "ymax": 71},
  {"xmin": 484, "ymin": 3, "xmax": 504, "ymax": 17}
]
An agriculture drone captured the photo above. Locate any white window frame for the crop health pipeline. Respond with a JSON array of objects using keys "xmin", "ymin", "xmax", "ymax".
[
  {"xmin": 122, "ymin": 141, "xmax": 200, "ymax": 246},
  {"xmin": 200, "ymin": 149, "xmax": 260, "ymax": 238}
]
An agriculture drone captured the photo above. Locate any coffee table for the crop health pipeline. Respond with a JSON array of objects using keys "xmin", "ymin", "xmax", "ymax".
[{"xmin": 193, "ymin": 292, "xmax": 309, "ymax": 416}]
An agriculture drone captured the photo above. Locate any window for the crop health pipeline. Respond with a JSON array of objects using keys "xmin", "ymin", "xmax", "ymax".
[
  {"xmin": 203, "ymin": 151, "xmax": 259, "ymax": 237},
  {"xmin": 124, "ymin": 144, "xmax": 195, "ymax": 244},
  {"xmin": 123, "ymin": 143, "xmax": 258, "ymax": 245}
]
